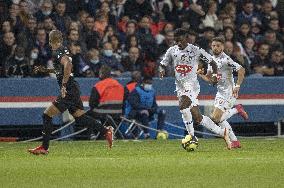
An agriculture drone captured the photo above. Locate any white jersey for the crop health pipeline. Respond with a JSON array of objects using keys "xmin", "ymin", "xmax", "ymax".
[
  {"xmin": 210, "ymin": 52, "xmax": 242, "ymax": 98},
  {"xmin": 160, "ymin": 43, "xmax": 213, "ymax": 86}
]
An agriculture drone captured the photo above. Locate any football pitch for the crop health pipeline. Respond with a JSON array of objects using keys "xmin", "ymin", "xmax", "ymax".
[{"xmin": 1, "ymin": 138, "xmax": 284, "ymax": 188}]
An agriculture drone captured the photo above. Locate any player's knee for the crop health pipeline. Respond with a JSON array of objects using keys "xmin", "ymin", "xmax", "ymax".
[{"xmin": 179, "ymin": 96, "xmax": 191, "ymax": 110}]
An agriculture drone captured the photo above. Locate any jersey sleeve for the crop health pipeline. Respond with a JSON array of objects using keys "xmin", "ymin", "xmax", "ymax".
[
  {"xmin": 227, "ymin": 57, "xmax": 242, "ymax": 71},
  {"xmin": 198, "ymin": 48, "xmax": 213, "ymax": 64},
  {"xmin": 160, "ymin": 47, "xmax": 172, "ymax": 66}
]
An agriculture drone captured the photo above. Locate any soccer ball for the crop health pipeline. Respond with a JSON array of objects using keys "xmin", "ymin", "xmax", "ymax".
[
  {"xmin": 181, "ymin": 135, "xmax": 199, "ymax": 152},
  {"xmin": 156, "ymin": 130, "xmax": 169, "ymax": 140}
]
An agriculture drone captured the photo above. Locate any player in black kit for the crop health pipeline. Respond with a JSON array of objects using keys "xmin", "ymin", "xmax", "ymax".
[{"xmin": 28, "ymin": 30, "xmax": 113, "ymax": 155}]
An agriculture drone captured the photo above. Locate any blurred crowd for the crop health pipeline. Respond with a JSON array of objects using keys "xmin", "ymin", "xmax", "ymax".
[{"xmin": 0, "ymin": 0, "xmax": 283, "ymax": 78}]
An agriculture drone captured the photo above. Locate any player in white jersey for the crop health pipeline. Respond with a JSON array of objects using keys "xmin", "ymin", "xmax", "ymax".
[
  {"xmin": 198, "ymin": 36, "xmax": 248, "ymax": 148},
  {"xmin": 159, "ymin": 28, "xmax": 231, "ymax": 150}
]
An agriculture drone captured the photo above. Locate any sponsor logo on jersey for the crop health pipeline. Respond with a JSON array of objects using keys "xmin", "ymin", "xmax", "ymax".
[{"xmin": 175, "ymin": 64, "xmax": 193, "ymax": 76}]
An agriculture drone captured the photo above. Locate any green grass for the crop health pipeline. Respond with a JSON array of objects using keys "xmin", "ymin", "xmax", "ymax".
[{"xmin": 1, "ymin": 138, "xmax": 284, "ymax": 188}]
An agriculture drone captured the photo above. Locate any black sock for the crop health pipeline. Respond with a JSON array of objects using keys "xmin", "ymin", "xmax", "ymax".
[
  {"xmin": 75, "ymin": 114, "xmax": 106, "ymax": 134},
  {"xmin": 42, "ymin": 114, "xmax": 53, "ymax": 150}
]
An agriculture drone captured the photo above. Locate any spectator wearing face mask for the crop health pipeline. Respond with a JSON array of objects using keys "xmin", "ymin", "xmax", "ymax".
[
  {"xmin": 29, "ymin": 47, "xmax": 49, "ymax": 77},
  {"xmin": 100, "ymin": 42, "xmax": 124, "ymax": 77},
  {"xmin": 34, "ymin": 0, "xmax": 53, "ymax": 22},
  {"xmin": 6, "ymin": 46, "xmax": 31, "ymax": 77},
  {"xmin": 124, "ymin": 75, "xmax": 166, "ymax": 139},
  {"xmin": 86, "ymin": 48, "xmax": 103, "ymax": 77}
]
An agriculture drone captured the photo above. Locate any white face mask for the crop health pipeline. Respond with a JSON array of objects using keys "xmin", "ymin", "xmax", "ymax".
[
  {"xmin": 104, "ymin": 50, "xmax": 113, "ymax": 57},
  {"xmin": 31, "ymin": 52, "xmax": 38, "ymax": 59},
  {"xmin": 12, "ymin": 0, "xmax": 21, "ymax": 4},
  {"xmin": 90, "ymin": 59, "xmax": 99, "ymax": 64},
  {"xmin": 144, "ymin": 84, "xmax": 153, "ymax": 91},
  {"xmin": 15, "ymin": 56, "xmax": 24, "ymax": 61},
  {"xmin": 42, "ymin": 10, "xmax": 52, "ymax": 16}
]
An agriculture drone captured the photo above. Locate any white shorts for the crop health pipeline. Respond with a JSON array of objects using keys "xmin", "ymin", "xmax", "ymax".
[
  {"xmin": 176, "ymin": 82, "xmax": 200, "ymax": 107},
  {"xmin": 214, "ymin": 93, "xmax": 236, "ymax": 112}
]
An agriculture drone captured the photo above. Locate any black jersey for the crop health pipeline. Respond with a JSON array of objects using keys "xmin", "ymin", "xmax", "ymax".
[{"xmin": 52, "ymin": 46, "xmax": 74, "ymax": 86}]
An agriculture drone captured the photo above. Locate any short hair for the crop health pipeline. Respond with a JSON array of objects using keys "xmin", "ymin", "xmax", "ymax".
[
  {"xmin": 126, "ymin": 19, "xmax": 137, "ymax": 27},
  {"xmin": 49, "ymin": 30, "xmax": 63, "ymax": 44},
  {"xmin": 174, "ymin": 28, "xmax": 189, "ymax": 38},
  {"xmin": 212, "ymin": 36, "xmax": 225, "ymax": 44}
]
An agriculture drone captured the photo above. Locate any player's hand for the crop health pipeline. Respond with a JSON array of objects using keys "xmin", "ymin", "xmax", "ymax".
[
  {"xmin": 61, "ymin": 86, "xmax": 67, "ymax": 98},
  {"xmin": 159, "ymin": 66, "xmax": 165, "ymax": 80},
  {"xmin": 233, "ymin": 86, "xmax": 240, "ymax": 98},
  {"xmin": 210, "ymin": 75, "xmax": 218, "ymax": 86}
]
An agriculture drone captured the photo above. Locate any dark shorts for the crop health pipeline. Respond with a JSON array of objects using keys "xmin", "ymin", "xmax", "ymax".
[{"xmin": 52, "ymin": 80, "xmax": 84, "ymax": 115}]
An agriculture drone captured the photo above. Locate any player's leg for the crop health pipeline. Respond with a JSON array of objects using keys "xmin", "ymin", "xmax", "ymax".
[
  {"xmin": 211, "ymin": 107, "xmax": 238, "ymax": 143},
  {"xmin": 28, "ymin": 104, "xmax": 61, "ymax": 154},
  {"xmin": 179, "ymin": 95, "xmax": 194, "ymax": 136},
  {"xmin": 72, "ymin": 109, "xmax": 113, "ymax": 148},
  {"xmin": 191, "ymin": 106, "xmax": 231, "ymax": 149},
  {"xmin": 220, "ymin": 104, "xmax": 248, "ymax": 121}
]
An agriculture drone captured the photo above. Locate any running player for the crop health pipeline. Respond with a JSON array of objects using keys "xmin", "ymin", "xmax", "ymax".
[
  {"xmin": 198, "ymin": 36, "xmax": 248, "ymax": 148},
  {"xmin": 159, "ymin": 28, "xmax": 231, "ymax": 149},
  {"xmin": 28, "ymin": 30, "xmax": 113, "ymax": 155}
]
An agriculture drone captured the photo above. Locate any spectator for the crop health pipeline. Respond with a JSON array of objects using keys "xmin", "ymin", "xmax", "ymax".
[
  {"xmin": 51, "ymin": 0, "xmax": 71, "ymax": 34},
  {"xmin": 88, "ymin": 65, "xmax": 124, "ymax": 122},
  {"xmin": 122, "ymin": 34, "xmax": 141, "ymax": 57},
  {"xmin": 267, "ymin": 48, "xmax": 284, "ymax": 76},
  {"xmin": 244, "ymin": 36, "xmax": 256, "ymax": 60},
  {"xmin": 18, "ymin": 0, "xmax": 30, "ymax": 27},
  {"xmin": 68, "ymin": 42, "xmax": 91, "ymax": 77},
  {"xmin": 119, "ymin": 19, "xmax": 137, "ymax": 45},
  {"xmin": 94, "ymin": 13, "xmax": 109, "ymax": 37},
  {"xmin": 197, "ymin": 27, "xmax": 215, "ymax": 52},
  {"xmin": 125, "ymin": 76, "xmax": 166, "ymax": 139},
  {"xmin": 32, "ymin": 28, "xmax": 52, "ymax": 70},
  {"xmin": 109, "ymin": 34, "xmax": 122, "ymax": 62},
  {"xmin": 158, "ymin": 30, "xmax": 175, "ymax": 58},
  {"xmin": 237, "ymin": 21, "xmax": 251, "ymax": 45},
  {"xmin": 110, "ymin": 0, "xmax": 126, "ymax": 21},
  {"xmin": 6, "ymin": 46, "xmax": 30, "ymax": 77},
  {"xmin": 121, "ymin": 47, "xmax": 144, "ymax": 73},
  {"xmin": 200, "ymin": 0, "xmax": 219, "ymax": 30},
  {"xmin": 97, "ymin": 1, "xmax": 116, "ymax": 27},
  {"xmin": 17, "ymin": 15, "xmax": 37, "ymax": 50},
  {"xmin": 29, "ymin": 47, "xmax": 48, "ymax": 77},
  {"xmin": 137, "ymin": 15, "xmax": 158, "ymax": 60},
  {"xmin": 0, "ymin": 31, "xmax": 17, "ymax": 77},
  {"xmin": 124, "ymin": 0, "xmax": 153, "ymax": 20},
  {"xmin": 251, "ymin": 43, "xmax": 271, "ymax": 76},
  {"xmin": 43, "ymin": 16, "xmax": 56, "ymax": 34},
  {"xmin": 100, "ymin": 42, "xmax": 124, "ymax": 77},
  {"xmin": 185, "ymin": 0, "xmax": 206, "ymax": 30},
  {"xmin": 82, "ymin": 15, "xmax": 100, "ymax": 50},
  {"xmin": 236, "ymin": 0, "xmax": 260, "ymax": 26},
  {"xmin": 34, "ymin": 0, "xmax": 53, "ymax": 22},
  {"xmin": 263, "ymin": 29, "xmax": 283, "ymax": 49},
  {"xmin": 155, "ymin": 22, "xmax": 175, "ymax": 45},
  {"xmin": 86, "ymin": 48, "xmax": 103, "ymax": 77},
  {"xmin": 67, "ymin": 29, "xmax": 87, "ymax": 54}
]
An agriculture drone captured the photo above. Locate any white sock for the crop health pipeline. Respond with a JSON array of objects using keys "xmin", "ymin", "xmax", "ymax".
[
  {"xmin": 219, "ymin": 120, "xmax": 238, "ymax": 141},
  {"xmin": 220, "ymin": 108, "xmax": 238, "ymax": 122},
  {"xmin": 180, "ymin": 108, "xmax": 194, "ymax": 136},
  {"xmin": 200, "ymin": 115, "xmax": 224, "ymax": 136}
]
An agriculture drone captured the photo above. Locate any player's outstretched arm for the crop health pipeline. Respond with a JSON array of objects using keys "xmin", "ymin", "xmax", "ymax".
[{"xmin": 233, "ymin": 67, "xmax": 245, "ymax": 98}]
